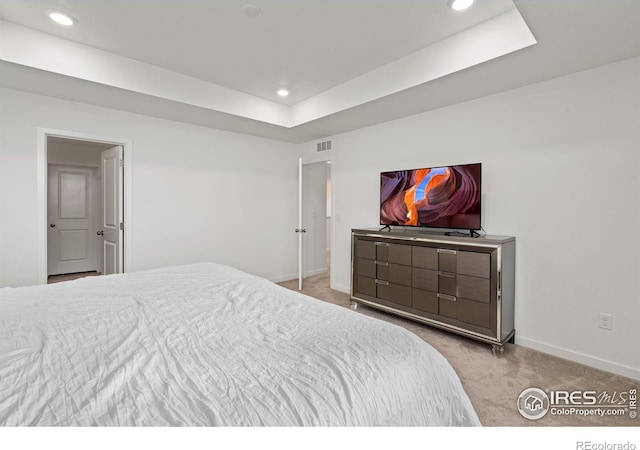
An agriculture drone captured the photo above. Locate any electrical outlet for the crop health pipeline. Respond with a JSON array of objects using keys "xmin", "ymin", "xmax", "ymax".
[{"xmin": 599, "ymin": 313, "xmax": 613, "ymax": 330}]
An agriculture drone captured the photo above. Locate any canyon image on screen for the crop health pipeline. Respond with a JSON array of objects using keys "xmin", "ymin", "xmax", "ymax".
[{"xmin": 380, "ymin": 163, "xmax": 481, "ymax": 230}]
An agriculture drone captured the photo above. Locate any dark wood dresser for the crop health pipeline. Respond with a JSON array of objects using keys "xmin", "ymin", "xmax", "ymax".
[{"xmin": 351, "ymin": 228, "xmax": 515, "ymax": 354}]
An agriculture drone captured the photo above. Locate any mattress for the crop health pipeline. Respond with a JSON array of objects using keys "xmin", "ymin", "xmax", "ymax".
[{"xmin": 0, "ymin": 263, "xmax": 480, "ymax": 426}]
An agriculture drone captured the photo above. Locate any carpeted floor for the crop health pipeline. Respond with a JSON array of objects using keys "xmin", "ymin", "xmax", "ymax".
[{"xmin": 279, "ymin": 271, "xmax": 638, "ymax": 427}]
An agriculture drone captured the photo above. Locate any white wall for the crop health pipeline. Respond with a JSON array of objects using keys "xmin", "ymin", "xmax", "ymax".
[
  {"xmin": 301, "ymin": 57, "xmax": 640, "ymax": 379},
  {"xmin": 0, "ymin": 88, "xmax": 299, "ymax": 288}
]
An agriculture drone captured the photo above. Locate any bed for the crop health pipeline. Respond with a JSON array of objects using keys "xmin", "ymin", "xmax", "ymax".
[{"xmin": 0, "ymin": 263, "xmax": 480, "ymax": 426}]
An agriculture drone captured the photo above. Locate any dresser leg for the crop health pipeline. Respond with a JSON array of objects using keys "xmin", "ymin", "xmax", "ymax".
[
  {"xmin": 492, "ymin": 344, "xmax": 505, "ymax": 358},
  {"xmin": 350, "ymin": 301, "xmax": 358, "ymax": 311}
]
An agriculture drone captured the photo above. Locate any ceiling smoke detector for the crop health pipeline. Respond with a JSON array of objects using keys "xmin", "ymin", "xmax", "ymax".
[{"xmin": 243, "ymin": 4, "xmax": 262, "ymax": 18}]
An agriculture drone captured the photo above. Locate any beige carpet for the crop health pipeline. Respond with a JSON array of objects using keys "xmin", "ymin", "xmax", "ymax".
[{"xmin": 279, "ymin": 272, "xmax": 638, "ymax": 427}]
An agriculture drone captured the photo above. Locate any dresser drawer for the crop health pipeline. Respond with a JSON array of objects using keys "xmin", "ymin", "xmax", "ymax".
[
  {"xmin": 378, "ymin": 262, "xmax": 413, "ymax": 285},
  {"xmin": 412, "ymin": 246, "xmax": 438, "ymax": 269},
  {"xmin": 375, "ymin": 242, "xmax": 389, "ymax": 261},
  {"xmin": 356, "ymin": 275, "xmax": 376, "ymax": 298},
  {"xmin": 377, "ymin": 282, "xmax": 412, "ymax": 307},
  {"xmin": 412, "ymin": 267, "xmax": 437, "ymax": 291},
  {"xmin": 412, "ymin": 288, "xmax": 438, "ymax": 314},
  {"xmin": 438, "ymin": 271, "xmax": 457, "ymax": 296},
  {"xmin": 457, "ymin": 274, "xmax": 490, "ymax": 303},
  {"xmin": 438, "ymin": 293, "xmax": 457, "ymax": 320},
  {"xmin": 356, "ymin": 240, "xmax": 376, "ymax": 260},
  {"xmin": 457, "ymin": 298, "xmax": 491, "ymax": 329},
  {"xmin": 372, "ymin": 242, "xmax": 410, "ymax": 264},
  {"xmin": 457, "ymin": 251, "xmax": 490, "ymax": 278},
  {"xmin": 438, "ymin": 248, "xmax": 457, "ymax": 273},
  {"xmin": 389, "ymin": 243, "xmax": 412, "ymax": 265},
  {"xmin": 387, "ymin": 263, "xmax": 411, "ymax": 286},
  {"xmin": 357, "ymin": 258, "xmax": 376, "ymax": 278}
]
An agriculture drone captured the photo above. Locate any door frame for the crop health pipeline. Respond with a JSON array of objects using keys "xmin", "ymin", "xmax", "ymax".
[
  {"xmin": 297, "ymin": 157, "xmax": 334, "ymax": 290},
  {"xmin": 37, "ymin": 128, "xmax": 133, "ymax": 285}
]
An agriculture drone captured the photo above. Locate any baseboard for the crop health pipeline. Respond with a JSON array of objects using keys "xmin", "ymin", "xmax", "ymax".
[
  {"xmin": 516, "ymin": 336, "xmax": 640, "ymax": 381},
  {"xmin": 269, "ymin": 269, "xmax": 327, "ymax": 284},
  {"xmin": 305, "ymin": 268, "xmax": 327, "ymax": 278},
  {"xmin": 269, "ymin": 274, "xmax": 298, "ymax": 283}
]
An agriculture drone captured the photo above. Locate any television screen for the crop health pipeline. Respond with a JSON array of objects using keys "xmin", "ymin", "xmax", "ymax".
[{"xmin": 380, "ymin": 163, "xmax": 481, "ymax": 230}]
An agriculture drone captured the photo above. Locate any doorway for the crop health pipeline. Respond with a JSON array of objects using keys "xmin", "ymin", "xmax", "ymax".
[
  {"xmin": 36, "ymin": 129, "xmax": 132, "ymax": 285},
  {"xmin": 46, "ymin": 137, "xmax": 122, "ymax": 282},
  {"xmin": 299, "ymin": 160, "xmax": 332, "ymax": 289}
]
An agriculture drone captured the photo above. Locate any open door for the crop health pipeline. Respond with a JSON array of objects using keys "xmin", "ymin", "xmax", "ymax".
[{"xmin": 100, "ymin": 146, "xmax": 124, "ymax": 275}]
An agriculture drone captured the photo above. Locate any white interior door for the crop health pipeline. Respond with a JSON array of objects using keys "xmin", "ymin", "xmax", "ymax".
[
  {"xmin": 47, "ymin": 165, "xmax": 98, "ymax": 275},
  {"xmin": 100, "ymin": 146, "xmax": 124, "ymax": 275}
]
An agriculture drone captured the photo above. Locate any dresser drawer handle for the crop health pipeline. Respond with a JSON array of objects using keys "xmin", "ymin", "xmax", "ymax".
[
  {"xmin": 438, "ymin": 248, "xmax": 457, "ymax": 255},
  {"xmin": 375, "ymin": 279, "xmax": 390, "ymax": 286},
  {"xmin": 438, "ymin": 271, "xmax": 456, "ymax": 278},
  {"xmin": 437, "ymin": 293, "xmax": 457, "ymax": 302},
  {"xmin": 375, "ymin": 242, "xmax": 390, "ymax": 247},
  {"xmin": 375, "ymin": 261, "xmax": 389, "ymax": 266}
]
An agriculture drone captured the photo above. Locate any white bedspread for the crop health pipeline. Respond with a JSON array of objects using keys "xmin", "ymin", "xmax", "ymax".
[{"xmin": 0, "ymin": 263, "xmax": 480, "ymax": 426}]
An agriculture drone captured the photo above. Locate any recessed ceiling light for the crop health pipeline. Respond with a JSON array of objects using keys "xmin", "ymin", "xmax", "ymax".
[
  {"xmin": 48, "ymin": 11, "xmax": 75, "ymax": 26},
  {"xmin": 276, "ymin": 89, "xmax": 289, "ymax": 97},
  {"xmin": 449, "ymin": 0, "xmax": 475, "ymax": 11}
]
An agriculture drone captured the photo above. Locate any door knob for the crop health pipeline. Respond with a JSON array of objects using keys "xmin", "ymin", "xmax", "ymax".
[
  {"xmin": 97, "ymin": 230, "xmax": 104, "ymax": 236},
  {"xmin": 50, "ymin": 223, "xmax": 56, "ymax": 228}
]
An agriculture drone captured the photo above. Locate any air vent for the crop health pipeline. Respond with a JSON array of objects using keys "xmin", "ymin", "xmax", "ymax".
[{"xmin": 316, "ymin": 139, "xmax": 333, "ymax": 152}]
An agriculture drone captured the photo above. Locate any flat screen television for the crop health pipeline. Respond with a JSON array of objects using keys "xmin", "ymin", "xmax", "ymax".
[{"xmin": 380, "ymin": 163, "xmax": 481, "ymax": 233}]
